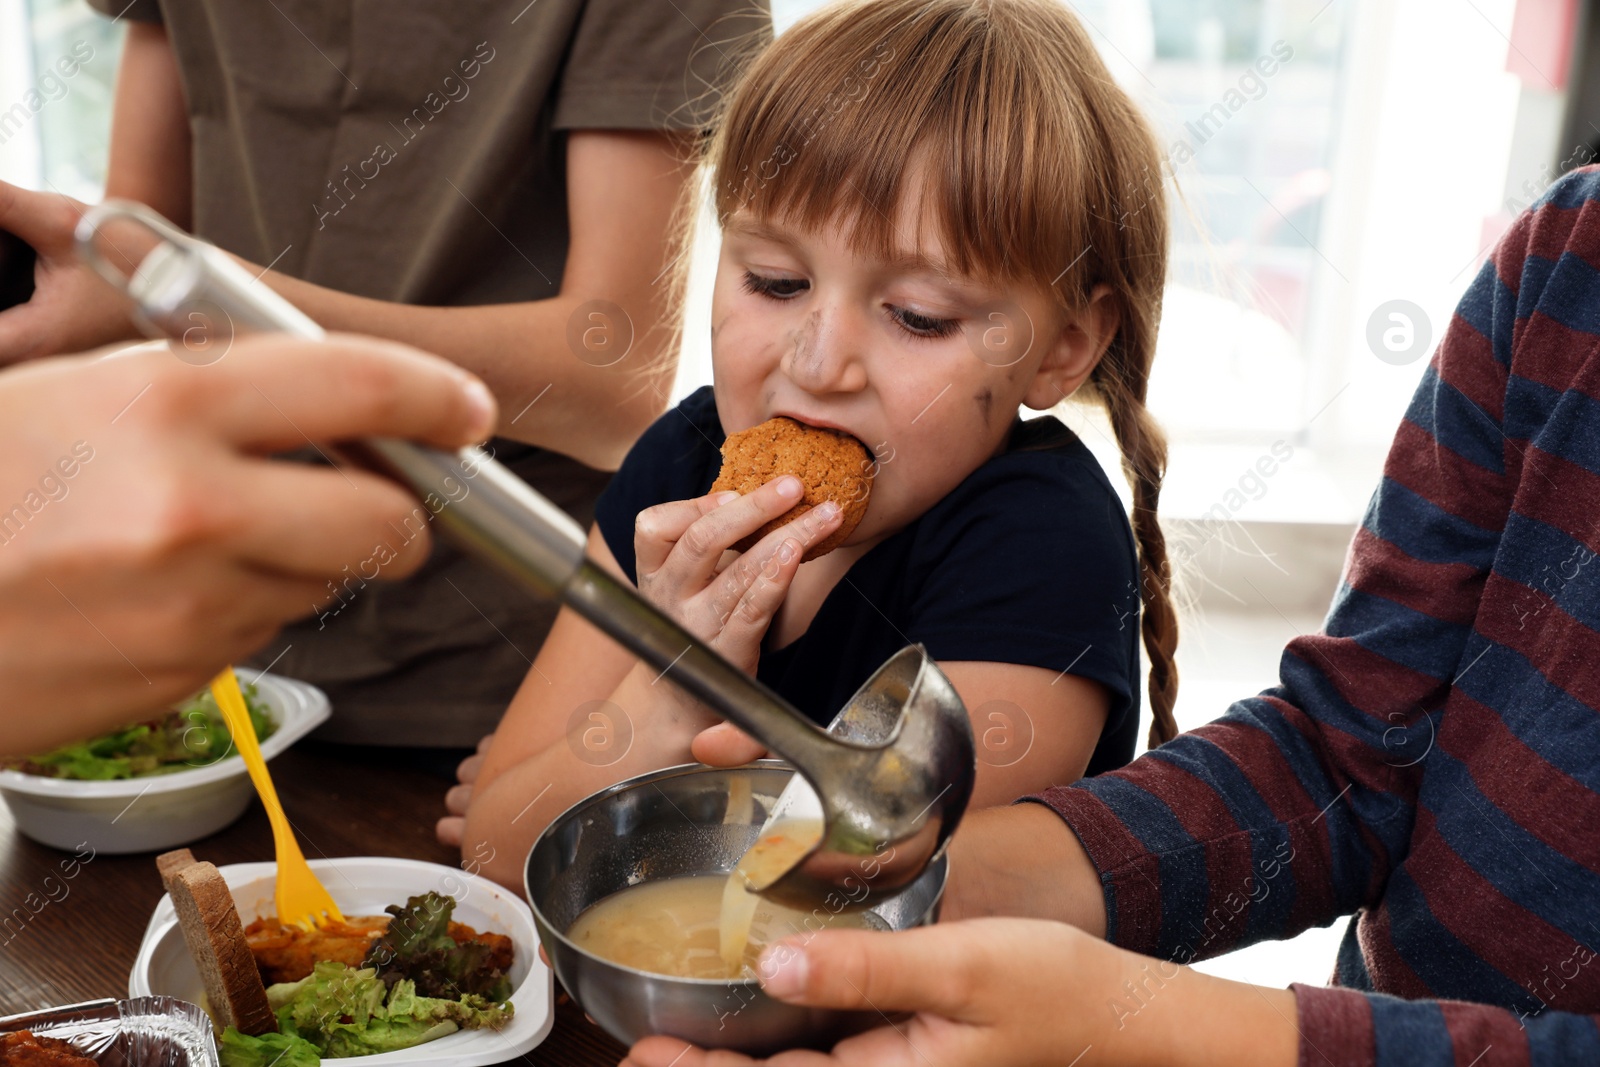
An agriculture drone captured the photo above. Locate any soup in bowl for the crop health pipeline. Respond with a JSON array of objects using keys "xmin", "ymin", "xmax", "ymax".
[{"xmin": 523, "ymin": 761, "xmax": 947, "ymax": 1055}]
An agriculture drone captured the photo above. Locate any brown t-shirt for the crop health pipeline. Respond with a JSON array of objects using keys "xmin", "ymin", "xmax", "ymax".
[{"xmin": 88, "ymin": 0, "xmax": 769, "ymax": 745}]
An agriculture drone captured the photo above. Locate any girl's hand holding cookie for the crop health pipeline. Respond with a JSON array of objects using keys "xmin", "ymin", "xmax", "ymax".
[{"xmin": 633, "ymin": 474, "xmax": 842, "ymax": 674}]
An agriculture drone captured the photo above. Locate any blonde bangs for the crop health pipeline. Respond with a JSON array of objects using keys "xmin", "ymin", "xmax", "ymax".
[{"xmin": 708, "ymin": 0, "xmax": 1167, "ymax": 309}]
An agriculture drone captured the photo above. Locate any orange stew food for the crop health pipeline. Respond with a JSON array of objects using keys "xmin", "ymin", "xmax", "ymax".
[
  {"xmin": 0, "ymin": 1031, "xmax": 97, "ymax": 1067},
  {"xmin": 245, "ymin": 915, "xmax": 514, "ymax": 985}
]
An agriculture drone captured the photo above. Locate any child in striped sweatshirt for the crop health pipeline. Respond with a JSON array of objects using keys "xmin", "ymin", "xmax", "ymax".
[{"xmin": 626, "ymin": 167, "xmax": 1600, "ymax": 1067}]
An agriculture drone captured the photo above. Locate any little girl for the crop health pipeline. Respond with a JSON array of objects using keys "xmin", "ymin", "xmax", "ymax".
[{"xmin": 441, "ymin": 0, "xmax": 1181, "ymax": 889}]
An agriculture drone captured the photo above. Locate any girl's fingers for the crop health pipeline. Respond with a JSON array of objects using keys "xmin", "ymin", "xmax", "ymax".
[
  {"xmin": 635, "ymin": 493, "xmax": 737, "ymax": 576},
  {"xmin": 714, "ymin": 537, "xmax": 804, "ymax": 655},
  {"xmin": 445, "ymin": 783, "xmax": 473, "ymax": 815},
  {"xmin": 707, "ymin": 500, "xmax": 842, "ymax": 624},
  {"xmin": 654, "ymin": 476, "xmax": 805, "ymax": 589},
  {"xmin": 710, "ymin": 546, "xmax": 744, "ymax": 577},
  {"xmin": 436, "ymin": 815, "xmax": 465, "ymax": 847},
  {"xmin": 456, "ymin": 752, "xmax": 486, "ymax": 785}
]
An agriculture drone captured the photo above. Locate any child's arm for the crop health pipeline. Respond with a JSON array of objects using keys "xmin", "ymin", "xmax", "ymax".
[
  {"xmin": 461, "ymin": 527, "xmax": 643, "ymax": 794},
  {"xmin": 939, "ymin": 660, "xmax": 1109, "ymax": 806},
  {"xmin": 626, "ymin": 918, "xmax": 1300, "ymax": 1067},
  {"xmin": 628, "ymin": 920, "xmax": 1600, "ymax": 1067},
  {"xmin": 1004, "ymin": 172, "xmax": 1544, "ymax": 972},
  {"xmin": 448, "ymin": 528, "xmax": 709, "ymax": 889}
]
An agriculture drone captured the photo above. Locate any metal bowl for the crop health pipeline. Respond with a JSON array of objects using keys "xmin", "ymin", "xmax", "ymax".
[{"xmin": 524, "ymin": 761, "xmax": 946, "ymax": 1055}]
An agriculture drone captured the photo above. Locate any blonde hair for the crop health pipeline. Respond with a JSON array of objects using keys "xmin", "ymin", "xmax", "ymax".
[{"xmin": 699, "ymin": 0, "xmax": 1179, "ymax": 747}]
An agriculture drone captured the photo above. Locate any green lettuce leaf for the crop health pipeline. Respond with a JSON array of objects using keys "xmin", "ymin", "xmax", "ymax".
[
  {"xmin": 360, "ymin": 891, "xmax": 512, "ymax": 1001},
  {"xmin": 263, "ymin": 960, "xmax": 511, "ymax": 1059},
  {"xmin": 267, "ymin": 960, "xmax": 387, "ymax": 1035},
  {"xmin": 5, "ymin": 682, "xmax": 277, "ymax": 780},
  {"xmin": 386, "ymin": 978, "xmax": 514, "ymax": 1031},
  {"xmin": 218, "ymin": 1028, "xmax": 321, "ymax": 1067},
  {"xmin": 315, "ymin": 1017, "xmax": 458, "ymax": 1058}
]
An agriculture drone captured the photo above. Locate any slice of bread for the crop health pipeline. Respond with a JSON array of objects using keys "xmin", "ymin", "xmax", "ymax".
[
  {"xmin": 156, "ymin": 848, "xmax": 196, "ymax": 893},
  {"xmin": 155, "ymin": 849, "xmax": 276, "ymax": 1036}
]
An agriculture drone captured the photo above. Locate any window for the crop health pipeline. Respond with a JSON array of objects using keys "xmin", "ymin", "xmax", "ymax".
[
  {"xmin": 2, "ymin": 0, "xmax": 121, "ymax": 199},
  {"xmin": 1089, "ymin": 0, "xmax": 1350, "ymax": 445},
  {"xmin": 767, "ymin": 0, "xmax": 1571, "ymax": 524},
  {"xmin": 1074, "ymin": 0, "xmax": 1570, "ymax": 523}
]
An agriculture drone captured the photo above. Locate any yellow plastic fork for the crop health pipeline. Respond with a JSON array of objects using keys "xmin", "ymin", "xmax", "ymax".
[{"xmin": 209, "ymin": 666, "xmax": 344, "ymax": 928}]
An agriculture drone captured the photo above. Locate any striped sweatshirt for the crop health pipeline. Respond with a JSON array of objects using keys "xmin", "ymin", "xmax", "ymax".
[{"xmin": 1030, "ymin": 164, "xmax": 1600, "ymax": 1066}]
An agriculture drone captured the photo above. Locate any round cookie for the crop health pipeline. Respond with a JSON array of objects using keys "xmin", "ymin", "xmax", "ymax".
[{"xmin": 711, "ymin": 416, "xmax": 874, "ymax": 561}]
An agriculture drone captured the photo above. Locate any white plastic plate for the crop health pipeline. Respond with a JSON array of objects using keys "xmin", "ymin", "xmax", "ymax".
[{"xmin": 129, "ymin": 856, "xmax": 553, "ymax": 1065}]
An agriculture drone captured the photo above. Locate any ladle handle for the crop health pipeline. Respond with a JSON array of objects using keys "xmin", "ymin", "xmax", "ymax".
[
  {"xmin": 335, "ymin": 446, "xmax": 838, "ymax": 768},
  {"xmin": 565, "ymin": 562, "xmax": 844, "ymax": 769},
  {"xmin": 75, "ymin": 201, "xmax": 841, "ymax": 775},
  {"xmin": 348, "ymin": 452, "xmax": 840, "ymax": 770}
]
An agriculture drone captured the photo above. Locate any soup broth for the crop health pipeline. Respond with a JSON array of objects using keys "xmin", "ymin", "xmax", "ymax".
[
  {"xmin": 718, "ymin": 817, "xmax": 824, "ymax": 971},
  {"xmin": 567, "ymin": 873, "xmax": 880, "ymax": 980}
]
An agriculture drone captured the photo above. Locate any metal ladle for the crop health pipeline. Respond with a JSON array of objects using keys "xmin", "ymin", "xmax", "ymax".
[{"xmin": 74, "ymin": 201, "xmax": 975, "ymax": 909}]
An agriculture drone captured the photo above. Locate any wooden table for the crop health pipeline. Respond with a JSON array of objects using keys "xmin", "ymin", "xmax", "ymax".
[{"xmin": 0, "ymin": 741, "xmax": 630, "ymax": 1066}]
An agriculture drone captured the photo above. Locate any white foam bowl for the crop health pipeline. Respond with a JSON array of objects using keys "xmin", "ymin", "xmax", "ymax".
[
  {"xmin": 0, "ymin": 669, "xmax": 329, "ymax": 854},
  {"xmin": 129, "ymin": 856, "xmax": 553, "ymax": 1066}
]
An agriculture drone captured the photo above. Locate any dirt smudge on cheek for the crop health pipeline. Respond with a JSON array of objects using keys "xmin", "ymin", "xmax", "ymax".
[{"xmin": 974, "ymin": 386, "xmax": 994, "ymax": 428}]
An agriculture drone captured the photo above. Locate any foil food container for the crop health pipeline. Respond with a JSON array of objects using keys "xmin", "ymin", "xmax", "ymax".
[{"xmin": 0, "ymin": 996, "xmax": 218, "ymax": 1066}]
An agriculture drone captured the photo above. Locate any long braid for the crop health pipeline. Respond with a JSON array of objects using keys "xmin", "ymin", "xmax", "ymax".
[
  {"xmin": 1075, "ymin": 41, "xmax": 1180, "ymax": 747},
  {"xmin": 1101, "ymin": 374, "xmax": 1180, "ymax": 746}
]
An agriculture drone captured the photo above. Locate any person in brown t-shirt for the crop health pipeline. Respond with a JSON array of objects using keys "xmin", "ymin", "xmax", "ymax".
[{"xmin": 0, "ymin": 1, "xmax": 770, "ymax": 746}]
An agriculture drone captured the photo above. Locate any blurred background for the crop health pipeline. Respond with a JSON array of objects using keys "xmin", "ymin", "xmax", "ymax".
[{"xmin": 2, "ymin": 0, "xmax": 1592, "ymax": 992}]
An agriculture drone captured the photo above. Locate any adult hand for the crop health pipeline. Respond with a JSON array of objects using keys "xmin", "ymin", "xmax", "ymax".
[
  {"xmin": 633, "ymin": 476, "xmax": 841, "ymax": 675},
  {"xmin": 0, "ymin": 181, "xmax": 141, "ymax": 364},
  {"xmin": 437, "ymin": 732, "xmax": 495, "ymax": 847},
  {"xmin": 622, "ymin": 919, "xmax": 1298, "ymax": 1067},
  {"xmin": 0, "ymin": 333, "xmax": 496, "ymax": 754}
]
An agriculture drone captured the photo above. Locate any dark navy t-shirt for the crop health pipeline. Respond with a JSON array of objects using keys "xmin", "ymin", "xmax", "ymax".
[{"xmin": 593, "ymin": 386, "xmax": 1143, "ymax": 778}]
